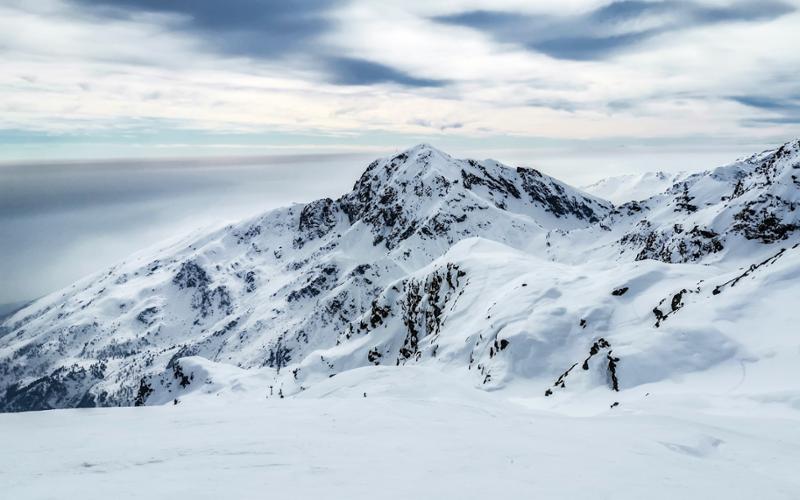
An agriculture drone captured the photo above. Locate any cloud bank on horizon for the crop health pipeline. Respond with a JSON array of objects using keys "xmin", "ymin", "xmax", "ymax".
[{"xmin": 0, "ymin": 0, "xmax": 799, "ymax": 158}]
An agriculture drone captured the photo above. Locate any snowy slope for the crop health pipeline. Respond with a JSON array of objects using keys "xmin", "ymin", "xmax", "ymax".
[
  {"xmin": 0, "ymin": 144, "xmax": 610, "ymax": 411},
  {"xmin": 583, "ymin": 170, "xmax": 688, "ymax": 204},
  {"xmin": 2, "ymin": 371, "xmax": 800, "ymax": 500},
  {"xmin": 1, "ymin": 141, "xmax": 800, "ymax": 413}
]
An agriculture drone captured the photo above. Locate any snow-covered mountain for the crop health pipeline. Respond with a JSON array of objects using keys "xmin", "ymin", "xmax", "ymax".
[{"xmin": 2, "ymin": 141, "xmax": 799, "ymax": 412}]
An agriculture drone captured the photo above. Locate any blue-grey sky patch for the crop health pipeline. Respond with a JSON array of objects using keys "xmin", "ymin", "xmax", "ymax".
[
  {"xmin": 730, "ymin": 95, "xmax": 800, "ymax": 125},
  {"xmin": 434, "ymin": 1, "xmax": 795, "ymax": 60},
  {"xmin": 407, "ymin": 119, "xmax": 464, "ymax": 131},
  {"xmin": 324, "ymin": 57, "xmax": 447, "ymax": 88},
  {"xmin": 526, "ymin": 98, "xmax": 579, "ymax": 113},
  {"xmin": 748, "ymin": 116, "xmax": 800, "ymax": 124},
  {"xmin": 67, "ymin": 0, "xmax": 444, "ymax": 88},
  {"xmin": 69, "ymin": 0, "xmax": 338, "ymax": 58},
  {"xmin": 729, "ymin": 95, "xmax": 800, "ymax": 110}
]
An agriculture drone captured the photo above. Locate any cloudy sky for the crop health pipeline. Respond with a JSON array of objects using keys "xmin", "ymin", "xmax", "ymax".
[
  {"xmin": 1, "ymin": 0, "xmax": 800, "ymax": 306},
  {"xmin": 1, "ymin": 0, "xmax": 799, "ymax": 160}
]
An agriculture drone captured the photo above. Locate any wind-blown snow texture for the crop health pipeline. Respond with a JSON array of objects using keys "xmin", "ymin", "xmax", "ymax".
[{"xmin": 2, "ymin": 141, "xmax": 800, "ymax": 412}]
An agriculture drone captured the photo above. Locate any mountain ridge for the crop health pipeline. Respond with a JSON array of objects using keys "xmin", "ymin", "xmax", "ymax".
[{"xmin": 1, "ymin": 141, "xmax": 799, "ymax": 412}]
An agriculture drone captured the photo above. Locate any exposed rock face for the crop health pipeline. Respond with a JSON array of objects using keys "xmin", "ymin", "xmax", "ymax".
[
  {"xmin": 336, "ymin": 146, "xmax": 610, "ymax": 250},
  {"xmin": 295, "ymin": 198, "xmax": 339, "ymax": 248},
  {"xmin": 620, "ymin": 224, "xmax": 724, "ymax": 263},
  {"xmin": 595, "ymin": 139, "xmax": 800, "ymax": 263},
  {"xmin": 1, "ymin": 141, "xmax": 799, "ymax": 411}
]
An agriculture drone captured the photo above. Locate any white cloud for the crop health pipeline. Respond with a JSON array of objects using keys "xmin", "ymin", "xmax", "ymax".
[{"xmin": 0, "ymin": 0, "xmax": 798, "ymax": 145}]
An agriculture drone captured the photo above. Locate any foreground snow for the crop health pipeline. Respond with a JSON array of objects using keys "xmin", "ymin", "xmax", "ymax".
[{"xmin": 2, "ymin": 367, "xmax": 799, "ymax": 499}]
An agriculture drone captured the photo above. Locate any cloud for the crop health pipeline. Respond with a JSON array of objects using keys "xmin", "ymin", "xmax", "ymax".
[
  {"xmin": 750, "ymin": 116, "xmax": 800, "ymax": 124},
  {"xmin": 730, "ymin": 94, "xmax": 800, "ymax": 125},
  {"xmin": 325, "ymin": 57, "xmax": 447, "ymax": 87},
  {"xmin": 67, "ymin": 0, "xmax": 443, "ymax": 88},
  {"xmin": 729, "ymin": 95, "xmax": 800, "ymax": 111},
  {"xmin": 69, "ymin": 0, "xmax": 338, "ymax": 58},
  {"xmin": 434, "ymin": 1, "xmax": 795, "ymax": 60},
  {"xmin": 0, "ymin": 0, "xmax": 799, "ymax": 148},
  {"xmin": 407, "ymin": 118, "xmax": 464, "ymax": 130}
]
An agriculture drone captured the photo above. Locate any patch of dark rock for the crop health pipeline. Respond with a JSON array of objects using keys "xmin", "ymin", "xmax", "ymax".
[
  {"xmin": 134, "ymin": 377, "xmax": 153, "ymax": 406},
  {"xmin": 607, "ymin": 351, "xmax": 620, "ymax": 391},
  {"xmin": 674, "ymin": 183, "xmax": 698, "ymax": 213},
  {"xmin": 136, "ymin": 306, "xmax": 159, "ymax": 326},
  {"xmin": 517, "ymin": 167, "xmax": 609, "ymax": 221},
  {"xmin": 244, "ymin": 271, "xmax": 257, "ymax": 293},
  {"xmin": 733, "ymin": 195, "xmax": 798, "ymax": 243},
  {"xmin": 167, "ymin": 345, "xmax": 199, "ymax": 369},
  {"xmin": 295, "ymin": 198, "xmax": 338, "ymax": 248},
  {"xmin": 287, "ymin": 266, "xmax": 338, "ymax": 303},
  {"xmin": 713, "ymin": 244, "xmax": 797, "ymax": 295},
  {"xmin": 621, "ymin": 224, "xmax": 723, "ymax": 263},
  {"xmin": 172, "ymin": 363, "xmax": 193, "ymax": 389},
  {"xmin": 173, "ymin": 261, "xmax": 210, "ymax": 290},
  {"xmin": 653, "ymin": 288, "xmax": 694, "ymax": 327},
  {"xmin": 1, "ymin": 361, "xmax": 108, "ymax": 412},
  {"xmin": 548, "ymin": 338, "xmax": 616, "ymax": 395},
  {"xmin": 368, "ymin": 348, "xmax": 382, "ymax": 365},
  {"xmin": 265, "ymin": 337, "xmax": 292, "ymax": 373}
]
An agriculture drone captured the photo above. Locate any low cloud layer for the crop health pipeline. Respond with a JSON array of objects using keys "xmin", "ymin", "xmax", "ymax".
[
  {"xmin": 435, "ymin": 1, "xmax": 794, "ymax": 60},
  {"xmin": 0, "ymin": 153, "xmax": 374, "ymax": 304}
]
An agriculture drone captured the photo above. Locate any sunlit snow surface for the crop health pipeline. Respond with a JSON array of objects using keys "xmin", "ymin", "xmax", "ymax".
[
  {"xmin": 582, "ymin": 170, "xmax": 689, "ymax": 204},
  {"xmin": 2, "ymin": 367, "xmax": 799, "ymax": 499}
]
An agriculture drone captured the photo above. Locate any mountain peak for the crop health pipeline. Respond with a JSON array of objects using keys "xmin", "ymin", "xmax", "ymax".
[
  {"xmin": 387, "ymin": 143, "xmax": 453, "ymax": 176},
  {"xmin": 4, "ymin": 143, "xmax": 798, "ymax": 412},
  {"xmin": 404, "ymin": 143, "xmax": 448, "ymax": 157},
  {"xmin": 336, "ymin": 145, "xmax": 611, "ymax": 250}
]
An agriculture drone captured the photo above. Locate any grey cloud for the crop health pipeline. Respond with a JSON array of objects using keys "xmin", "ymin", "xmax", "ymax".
[
  {"xmin": 526, "ymin": 98, "xmax": 580, "ymax": 113},
  {"xmin": 408, "ymin": 119, "xmax": 464, "ymax": 130},
  {"xmin": 434, "ymin": 1, "xmax": 795, "ymax": 60},
  {"xmin": 68, "ymin": 0, "xmax": 444, "ymax": 88},
  {"xmin": 729, "ymin": 95, "xmax": 800, "ymax": 111},
  {"xmin": 748, "ymin": 116, "xmax": 800, "ymax": 124},
  {"xmin": 730, "ymin": 94, "xmax": 800, "ymax": 125},
  {"xmin": 325, "ymin": 58, "xmax": 446, "ymax": 88},
  {"xmin": 70, "ymin": 0, "xmax": 337, "ymax": 58}
]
